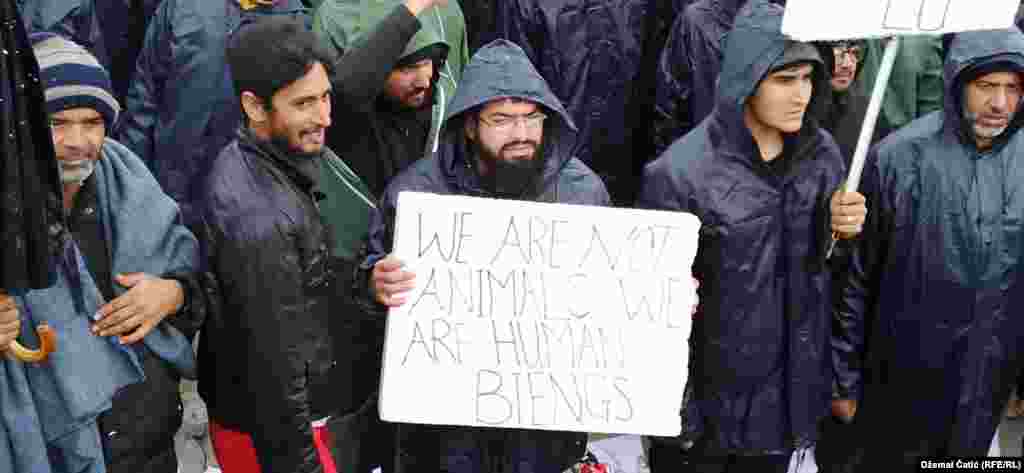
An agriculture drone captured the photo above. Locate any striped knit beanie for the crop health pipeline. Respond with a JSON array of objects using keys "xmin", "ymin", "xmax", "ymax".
[{"xmin": 29, "ymin": 33, "xmax": 120, "ymax": 128}]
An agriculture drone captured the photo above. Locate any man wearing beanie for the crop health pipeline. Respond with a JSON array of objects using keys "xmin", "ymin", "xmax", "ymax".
[
  {"xmin": 833, "ymin": 27, "xmax": 1024, "ymax": 471},
  {"xmin": 30, "ymin": 32, "xmax": 206, "ymax": 473},
  {"xmin": 638, "ymin": 1, "xmax": 866, "ymax": 471},
  {"xmin": 313, "ymin": 0, "xmax": 463, "ymax": 198}
]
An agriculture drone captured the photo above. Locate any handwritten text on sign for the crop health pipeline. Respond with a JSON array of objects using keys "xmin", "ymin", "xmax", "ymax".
[
  {"xmin": 782, "ymin": 0, "xmax": 1018, "ymax": 41},
  {"xmin": 378, "ymin": 193, "xmax": 700, "ymax": 436}
]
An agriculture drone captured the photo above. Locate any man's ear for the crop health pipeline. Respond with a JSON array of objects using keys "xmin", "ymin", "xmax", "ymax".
[{"xmin": 241, "ymin": 91, "xmax": 269, "ymax": 124}]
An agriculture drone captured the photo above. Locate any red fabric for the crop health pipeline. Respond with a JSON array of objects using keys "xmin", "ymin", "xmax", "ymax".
[
  {"xmin": 209, "ymin": 419, "xmax": 338, "ymax": 473},
  {"xmin": 312, "ymin": 420, "xmax": 338, "ymax": 473},
  {"xmin": 580, "ymin": 464, "xmax": 610, "ymax": 473},
  {"xmin": 209, "ymin": 421, "xmax": 262, "ymax": 473}
]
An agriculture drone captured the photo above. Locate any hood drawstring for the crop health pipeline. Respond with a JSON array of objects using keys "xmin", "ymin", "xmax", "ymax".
[{"xmin": 431, "ymin": 7, "xmax": 458, "ymax": 154}]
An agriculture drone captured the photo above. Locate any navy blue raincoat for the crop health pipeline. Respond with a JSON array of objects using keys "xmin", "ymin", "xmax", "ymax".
[
  {"xmin": 361, "ymin": 39, "xmax": 607, "ymax": 473},
  {"xmin": 489, "ymin": 0, "xmax": 649, "ymax": 205},
  {"xmin": 652, "ymin": 0, "xmax": 745, "ymax": 157},
  {"xmin": 639, "ymin": 0, "xmax": 844, "ymax": 455},
  {"xmin": 114, "ymin": 0, "xmax": 307, "ymax": 226},
  {"xmin": 17, "ymin": 0, "xmax": 102, "ymax": 54},
  {"xmin": 19, "ymin": 0, "xmax": 161, "ymax": 103},
  {"xmin": 834, "ymin": 28, "xmax": 1024, "ymax": 464},
  {"xmin": 652, "ymin": 0, "xmax": 788, "ymax": 158}
]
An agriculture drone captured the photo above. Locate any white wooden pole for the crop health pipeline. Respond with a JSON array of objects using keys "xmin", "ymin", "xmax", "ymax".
[
  {"xmin": 846, "ymin": 36, "xmax": 902, "ymax": 193},
  {"xmin": 828, "ymin": 36, "xmax": 901, "ymax": 259}
]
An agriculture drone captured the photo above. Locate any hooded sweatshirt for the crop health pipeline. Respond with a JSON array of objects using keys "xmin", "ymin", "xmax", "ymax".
[{"xmin": 314, "ymin": 0, "xmax": 469, "ymax": 197}]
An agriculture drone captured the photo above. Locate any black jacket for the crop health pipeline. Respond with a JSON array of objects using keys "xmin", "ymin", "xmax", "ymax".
[
  {"xmin": 819, "ymin": 90, "xmax": 870, "ymax": 165},
  {"xmin": 362, "ymin": 39, "xmax": 609, "ymax": 473},
  {"xmin": 197, "ymin": 130, "xmax": 342, "ymax": 473},
  {"xmin": 810, "ymin": 41, "xmax": 888, "ymax": 165}
]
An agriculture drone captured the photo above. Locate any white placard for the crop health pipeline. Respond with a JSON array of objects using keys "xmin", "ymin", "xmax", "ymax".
[
  {"xmin": 782, "ymin": 0, "xmax": 1019, "ymax": 41},
  {"xmin": 378, "ymin": 192, "xmax": 700, "ymax": 436}
]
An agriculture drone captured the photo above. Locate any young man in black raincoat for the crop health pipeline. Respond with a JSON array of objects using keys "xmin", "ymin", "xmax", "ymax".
[
  {"xmin": 362, "ymin": 39, "xmax": 610, "ymax": 473},
  {"xmin": 833, "ymin": 27, "xmax": 1024, "ymax": 471},
  {"xmin": 638, "ymin": 1, "xmax": 865, "ymax": 471}
]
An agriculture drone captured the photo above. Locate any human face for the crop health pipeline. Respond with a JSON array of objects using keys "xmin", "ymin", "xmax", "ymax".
[
  {"xmin": 963, "ymin": 71, "xmax": 1022, "ymax": 149},
  {"xmin": 50, "ymin": 108, "xmax": 105, "ymax": 184},
  {"xmin": 265, "ymin": 62, "xmax": 332, "ymax": 155},
  {"xmin": 385, "ymin": 58, "xmax": 434, "ymax": 109},
  {"xmin": 831, "ymin": 44, "xmax": 862, "ymax": 92},
  {"xmin": 746, "ymin": 63, "xmax": 815, "ymax": 135},
  {"xmin": 466, "ymin": 99, "xmax": 547, "ymax": 169}
]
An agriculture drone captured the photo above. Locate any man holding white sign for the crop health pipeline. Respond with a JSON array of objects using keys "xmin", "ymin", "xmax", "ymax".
[
  {"xmin": 639, "ymin": 1, "xmax": 866, "ymax": 471},
  {"xmin": 362, "ymin": 39, "xmax": 612, "ymax": 472},
  {"xmin": 834, "ymin": 27, "xmax": 1024, "ymax": 469}
]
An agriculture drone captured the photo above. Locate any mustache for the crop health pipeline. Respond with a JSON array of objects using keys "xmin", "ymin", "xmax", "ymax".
[
  {"xmin": 405, "ymin": 87, "xmax": 429, "ymax": 99},
  {"xmin": 59, "ymin": 151, "xmax": 97, "ymax": 163},
  {"xmin": 501, "ymin": 141, "xmax": 539, "ymax": 152}
]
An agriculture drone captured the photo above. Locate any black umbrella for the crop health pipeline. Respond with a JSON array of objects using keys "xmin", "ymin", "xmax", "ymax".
[{"xmin": 0, "ymin": 0, "xmax": 63, "ymax": 361}]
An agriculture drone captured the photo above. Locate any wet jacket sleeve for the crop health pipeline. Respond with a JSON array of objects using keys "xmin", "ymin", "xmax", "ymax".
[
  {"xmin": 30, "ymin": 1, "xmax": 106, "ymax": 64},
  {"xmin": 201, "ymin": 218, "xmax": 321, "ymax": 473},
  {"xmin": 495, "ymin": 0, "xmax": 548, "ymax": 73},
  {"xmin": 161, "ymin": 270, "xmax": 207, "ymax": 340},
  {"xmin": 652, "ymin": 15, "xmax": 694, "ymax": 158},
  {"xmin": 114, "ymin": 0, "xmax": 170, "ymax": 168},
  {"xmin": 354, "ymin": 189, "xmax": 397, "ymax": 316},
  {"xmin": 636, "ymin": 156, "xmax": 703, "ymax": 440},
  {"xmin": 833, "ymin": 151, "xmax": 888, "ymax": 401},
  {"xmin": 331, "ymin": 5, "xmax": 422, "ymax": 110}
]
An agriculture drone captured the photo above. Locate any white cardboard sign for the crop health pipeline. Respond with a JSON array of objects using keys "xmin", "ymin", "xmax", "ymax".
[
  {"xmin": 782, "ymin": 0, "xmax": 1019, "ymax": 41},
  {"xmin": 378, "ymin": 192, "xmax": 700, "ymax": 436}
]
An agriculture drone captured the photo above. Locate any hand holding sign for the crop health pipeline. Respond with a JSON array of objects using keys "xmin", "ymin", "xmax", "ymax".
[{"xmin": 373, "ymin": 256, "xmax": 417, "ymax": 307}]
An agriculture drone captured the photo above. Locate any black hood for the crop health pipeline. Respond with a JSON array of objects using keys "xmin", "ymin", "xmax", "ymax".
[
  {"xmin": 943, "ymin": 28, "xmax": 1024, "ymax": 149},
  {"xmin": 712, "ymin": 0, "xmax": 828, "ymax": 159}
]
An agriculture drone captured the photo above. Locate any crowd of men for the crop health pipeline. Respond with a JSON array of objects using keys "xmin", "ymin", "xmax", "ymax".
[{"xmin": 3, "ymin": 0, "xmax": 1024, "ymax": 472}]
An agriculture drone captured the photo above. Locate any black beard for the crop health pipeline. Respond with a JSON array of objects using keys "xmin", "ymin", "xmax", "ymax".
[
  {"xmin": 478, "ymin": 142, "xmax": 546, "ymax": 199},
  {"xmin": 270, "ymin": 133, "xmax": 321, "ymax": 160}
]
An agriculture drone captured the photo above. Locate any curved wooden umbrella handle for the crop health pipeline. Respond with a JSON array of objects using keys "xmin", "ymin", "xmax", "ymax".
[{"xmin": 9, "ymin": 324, "xmax": 57, "ymax": 363}]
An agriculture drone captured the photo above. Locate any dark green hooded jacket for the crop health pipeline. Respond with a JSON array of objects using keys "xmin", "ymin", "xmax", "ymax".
[{"xmin": 314, "ymin": 0, "xmax": 469, "ymax": 197}]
